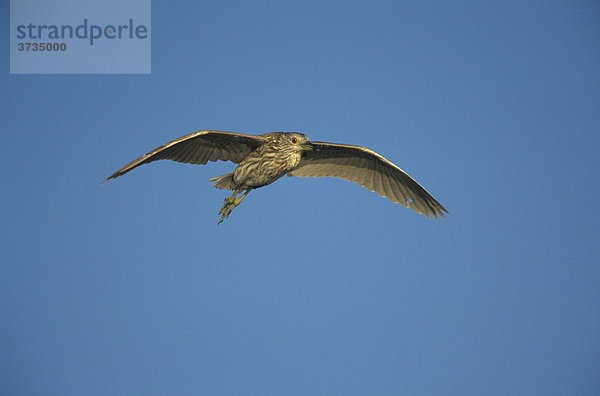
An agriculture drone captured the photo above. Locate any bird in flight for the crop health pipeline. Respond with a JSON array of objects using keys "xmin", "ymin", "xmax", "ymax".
[{"xmin": 104, "ymin": 130, "xmax": 448, "ymax": 223}]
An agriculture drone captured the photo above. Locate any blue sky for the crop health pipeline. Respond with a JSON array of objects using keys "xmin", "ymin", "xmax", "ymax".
[{"xmin": 3, "ymin": 1, "xmax": 600, "ymax": 394}]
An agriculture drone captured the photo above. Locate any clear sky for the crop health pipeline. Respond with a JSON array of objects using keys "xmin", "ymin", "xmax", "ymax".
[{"xmin": 3, "ymin": 1, "xmax": 600, "ymax": 394}]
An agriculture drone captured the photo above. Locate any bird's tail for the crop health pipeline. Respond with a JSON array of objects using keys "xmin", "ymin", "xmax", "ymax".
[{"xmin": 209, "ymin": 173, "xmax": 236, "ymax": 190}]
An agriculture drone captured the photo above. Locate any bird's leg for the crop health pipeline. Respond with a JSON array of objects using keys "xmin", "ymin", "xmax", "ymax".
[
  {"xmin": 222, "ymin": 190, "xmax": 239, "ymax": 207},
  {"xmin": 218, "ymin": 189, "xmax": 239, "ymax": 216},
  {"xmin": 218, "ymin": 189, "xmax": 251, "ymax": 224}
]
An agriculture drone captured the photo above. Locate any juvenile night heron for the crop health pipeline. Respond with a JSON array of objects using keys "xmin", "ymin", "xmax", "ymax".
[{"xmin": 104, "ymin": 130, "xmax": 448, "ymax": 223}]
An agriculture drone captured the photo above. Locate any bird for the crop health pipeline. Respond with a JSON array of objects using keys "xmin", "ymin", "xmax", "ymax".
[{"xmin": 104, "ymin": 130, "xmax": 448, "ymax": 223}]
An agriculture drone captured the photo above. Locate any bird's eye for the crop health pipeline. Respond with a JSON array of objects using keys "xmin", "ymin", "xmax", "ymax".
[{"xmin": 291, "ymin": 137, "xmax": 298, "ymax": 144}]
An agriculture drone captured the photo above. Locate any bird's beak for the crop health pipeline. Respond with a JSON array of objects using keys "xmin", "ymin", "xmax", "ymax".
[{"xmin": 300, "ymin": 142, "xmax": 314, "ymax": 152}]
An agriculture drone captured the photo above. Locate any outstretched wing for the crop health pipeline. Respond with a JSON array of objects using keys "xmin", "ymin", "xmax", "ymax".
[
  {"xmin": 104, "ymin": 130, "xmax": 265, "ymax": 182},
  {"xmin": 289, "ymin": 142, "xmax": 448, "ymax": 218}
]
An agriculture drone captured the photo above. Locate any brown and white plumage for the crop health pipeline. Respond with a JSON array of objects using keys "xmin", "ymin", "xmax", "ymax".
[
  {"xmin": 104, "ymin": 130, "xmax": 264, "ymax": 181},
  {"xmin": 105, "ymin": 130, "xmax": 448, "ymax": 222},
  {"xmin": 289, "ymin": 142, "xmax": 448, "ymax": 218}
]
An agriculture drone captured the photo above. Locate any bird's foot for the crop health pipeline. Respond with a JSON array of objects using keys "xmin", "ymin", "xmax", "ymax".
[
  {"xmin": 217, "ymin": 189, "xmax": 250, "ymax": 224},
  {"xmin": 217, "ymin": 196, "xmax": 244, "ymax": 224},
  {"xmin": 218, "ymin": 196, "xmax": 237, "ymax": 215},
  {"xmin": 223, "ymin": 196, "xmax": 236, "ymax": 206}
]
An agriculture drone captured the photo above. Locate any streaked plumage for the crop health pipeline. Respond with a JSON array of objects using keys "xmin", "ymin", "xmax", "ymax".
[{"xmin": 104, "ymin": 130, "xmax": 448, "ymax": 223}]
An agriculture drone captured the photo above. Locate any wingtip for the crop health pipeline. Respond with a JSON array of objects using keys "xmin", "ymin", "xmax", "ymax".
[{"xmin": 434, "ymin": 207, "xmax": 449, "ymax": 219}]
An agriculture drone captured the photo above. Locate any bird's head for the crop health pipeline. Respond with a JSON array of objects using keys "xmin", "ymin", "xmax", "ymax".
[{"xmin": 284, "ymin": 132, "xmax": 313, "ymax": 153}]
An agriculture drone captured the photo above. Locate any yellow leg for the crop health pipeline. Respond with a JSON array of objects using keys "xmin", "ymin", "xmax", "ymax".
[{"xmin": 218, "ymin": 189, "xmax": 251, "ymax": 224}]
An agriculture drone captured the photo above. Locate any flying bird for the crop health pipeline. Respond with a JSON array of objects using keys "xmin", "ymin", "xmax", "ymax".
[{"xmin": 104, "ymin": 130, "xmax": 448, "ymax": 223}]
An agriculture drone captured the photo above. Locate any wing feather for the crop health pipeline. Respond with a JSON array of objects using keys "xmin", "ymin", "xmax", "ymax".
[
  {"xmin": 374, "ymin": 162, "xmax": 385, "ymax": 199},
  {"xmin": 104, "ymin": 130, "xmax": 264, "ymax": 182},
  {"xmin": 289, "ymin": 141, "xmax": 448, "ymax": 218},
  {"xmin": 381, "ymin": 165, "xmax": 395, "ymax": 202}
]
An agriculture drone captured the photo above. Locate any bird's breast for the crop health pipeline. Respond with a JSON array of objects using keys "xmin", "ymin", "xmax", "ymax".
[{"xmin": 233, "ymin": 151, "xmax": 301, "ymax": 188}]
